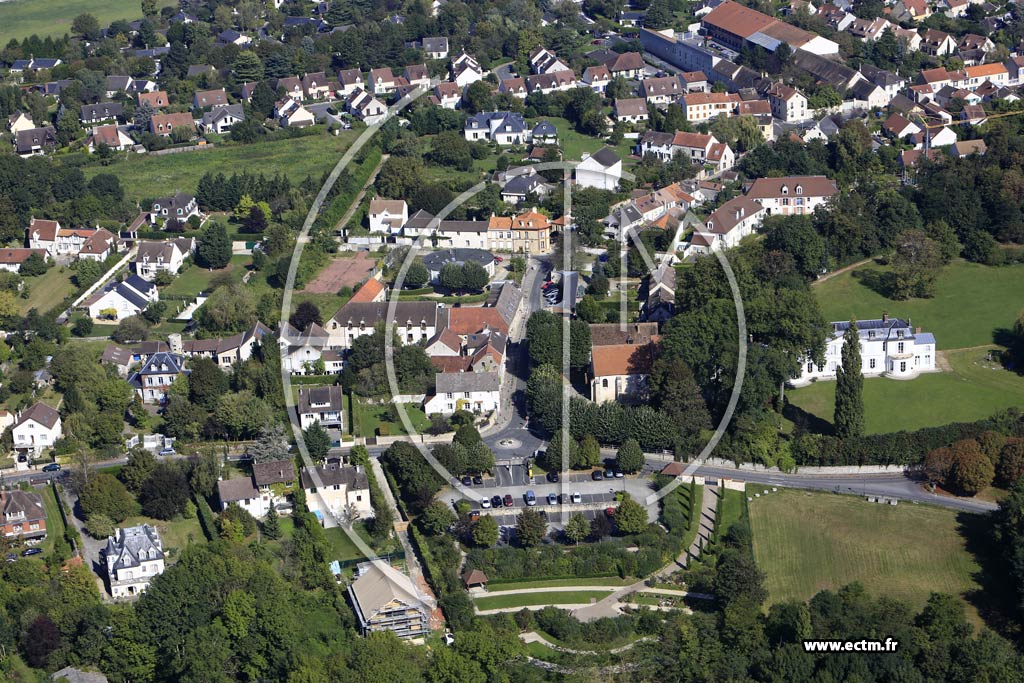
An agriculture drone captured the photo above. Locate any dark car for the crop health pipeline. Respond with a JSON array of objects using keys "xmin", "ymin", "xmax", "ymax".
[
  {"xmin": 41, "ymin": 463, "xmax": 61, "ymax": 472},
  {"xmin": 503, "ymin": 493, "xmax": 514, "ymax": 507},
  {"xmin": 461, "ymin": 476, "xmax": 473, "ymax": 486},
  {"xmin": 472, "ymin": 475, "xmax": 483, "ymax": 485},
  {"xmin": 21, "ymin": 548, "xmax": 42, "ymax": 557},
  {"xmin": 591, "ymin": 470, "xmax": 604, "ymax": 481},
  {"xmin": 546, "ymin": 471, "xmax": 559, "ymax": 483},
  {"xmin": 491, "ymin": 495, "xmax": 503, "ymax": 508}
]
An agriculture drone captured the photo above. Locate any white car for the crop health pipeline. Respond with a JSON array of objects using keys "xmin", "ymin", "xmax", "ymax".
[
  {"xmin": 480, "ymin": 498, "xmax": 491, "ymax": 509},
  {"xmin": 571, "ymin": 492, "xmax": 582, "ymax": 504}
]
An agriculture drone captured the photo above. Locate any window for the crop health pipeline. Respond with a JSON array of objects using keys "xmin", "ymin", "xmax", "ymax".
[
  {"xmin": 869, "ymin": 358, "xmax": 876, "ymax": 369},
  {"xmin": 446, "ymin": 392, "xmax": 453, "ymax": 399},
  {"xmin": 807, "ymin": 363, "xmax": 814, "ymax": 373},
  {"xmin": 602, "ymin": 378, "xmax": 609, "ymax": 387},
  {"xmin": 900, "ymin": 361, "xmax": 906, "ymax": 372},
  {"xmin": 898, "ymin": 342, "xmax": 904, "ymax": 353}
]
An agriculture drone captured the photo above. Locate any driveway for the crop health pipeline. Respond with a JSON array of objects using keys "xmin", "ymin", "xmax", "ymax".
[{"xmin": 61, "ymin": 488, "xmax": 110, "ymax": 596}]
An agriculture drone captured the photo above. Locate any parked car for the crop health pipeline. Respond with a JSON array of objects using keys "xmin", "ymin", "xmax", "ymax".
[
  {"xmin": 547, "ymin": 493, "xmax": 558, "ymax": 505},
  {"xmin": 491, "ymin": 495, "xmax": 503, "ymax": 508},
  {"xmin": 21, "ymin": 548, "xmax": 42, "ymax": 557},
  {"xmin": 481, "ymin": 498, "xmax": 491, "ymax": 509},
  {"xmin": 546, "ymin": 471, "xmax": 559, "ymax": 483},
  {"xmin": 159, "ymin": 448, "xmax": 175, "ymax": 456},
  {"xmin": 495, "ymin": 256, "xmax": 504, "ymax": 262},
  {"xmin": 525, "ymin": 490, "xmax": 536, "ymax": 506},
  {"xmin": 5, "ymin": 553, "xmax": 16, "ymax": 563},
  {"xmin": 604, "ymin": 468, "xmax": 616, "ymax": 479},
  {"xmin": 461, "ymin": 476, "xmax": 473, "ymax": 486},
  {"xmin": 41, "ymin": 463, "xmax": 61, "ymax": 472},
  {"xmin": 591, "ymin": 470, "xmax": 604, "ymax": 481},
  {"xmin": 472, "ymin": 475, "xmax": 483, "ymax": 485},
  {"xmin": 614, "ymin": 470, "xmax": 624, "ymax": 479},
  {"xmin": 571, "ymin": 492, "xmax": 582, "ymax": 504},
  {"xmin": 503, "ymin": 493, "xmax": 514, "ymax": 507}
]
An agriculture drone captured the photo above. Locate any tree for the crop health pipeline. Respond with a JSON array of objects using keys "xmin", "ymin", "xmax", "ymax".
[
  {"xmin": 23, "ymin": 615, "xmax": 60, "ymax": 668},
  {"xmin": 998, "ymin": 441, "xmax": 1024, "ymax": 487},
  {"xmin": 243, "ymin": 204, "xmax": 268, "ymax": 233},
  {"xmin": 949, "ymin": 439, "xmax": 994, "ymax": 496},
  {"xmin": 188, "ymin": 356, "xmax": 229, "ymax": 410},
  {"xmin": 120, "ymin": 448, "xmax": 157, "ymax": 493},
  {"xmin": 85, "ymin": 512, "xmax": 115, "ymax": 539},
  {"xmin": 72, "ymin": 12, "xmax": 101, "ymax": 39},
  {"xmin": 526, "ymin": 364, "xmax": 564, "ymax": 434},
  {"xmin": 471, "ymin": 515, "xmax": 499, "ymax": 547},
  {"xmin": 614, "ymin": 495, "xmax": 647, "ymax": 534},
  {"xmin": 134, "ymin": 100, "xmax": 156, "ymax": 130},
  {"xmin": 576, "ymin": 295, "xmax": 603, "ymax": 323},
  {"xmin": 427, "ymin": 647, "xmax": 486, "ymax": 683},
  {"xmin": 112, "ymin": 316, "xmax": 150, "ymax": 343},
  {"xmin": 763, "ymin": 215, "xmax": 825, "ymax": 279},
  {"xmin": 516, "ymin": 508, "xmax": 547, "ymax": 547},
  {"xmin": 420, "ymin": 501, "xmax": 457, "ymax": 536},
  {"xmin": 263, "ymin": 506, "xmax": 282, "ymax": 540},
  {"xmin": 578, "ymin": 434, "xmax": 601, "ymax": 468},
  {"xmin": 564, "ymin": 513, "xmax": 590, "ymax": 545},
  {"xmin": 250, "ymin": 81, "xmax": 277, "ymax": 119},
  {"xmin": 232, "ymin": 50, "xmax": 264, "ymax": 83},
  {"xmin": 438, "ymin": 263, "xmax": 465, "ymax": 292},
  {"xmin": 616, "ymin": 438, "xmax": 644, "ymax": 474},
  {"xmin": 79, "ymin": 472, "xmax": 139, "ymax": 523},
  {"xmin": 404, "ymin": 262, "xmax": 429, "ymax": 289},
  {"xmin": 296, "ymin": 419, "xmax": 329, "ymax": 462},
  {"xmin": 891, "ymin": 229, "xmax": 942, "ymax": 300},
  {"xmin": 644, "ymin": 0, "xmax": 674, "ymax": 28},
  {"xmin": 71, "ymin": 316, "xmax": 94, "ymax": 337},
  {"xmin": 197, "ymin": 221, "xmax": 231, "ymax": 269},
  {"xmin": 290, "ymin": 301, "xmax": 322, "ymax": 331},
  {"xmin": 196, "ymin": 284, "xmax": 257, "ymax": 334},
  {"xmin": 833, "ymin": 321, "xmax": 864, "ymax": 439},
  {"xmin": 649, "ymin": 357, "xmax": 710, "ymax": 446},
  {"xmin": 140, "ymin": 462, "xmax": 191, "ymax": 519},
  {"xmin": 215, "ymin": 391, "xmax": 273, "ymax": 439},
  {"xmin": 142, "ymin": 301, "xmax": 167, "ymax": 324},
  {"xmin": 20, "ymin": 252, "xmax": 50, "ymax": 276},
  {"xmin": 247, "ymin": 424, "xmax": 290, "ymax": 463},
  {"xmin": 462, "ymin": 261, "xmax": 489, "ymax": 292}
]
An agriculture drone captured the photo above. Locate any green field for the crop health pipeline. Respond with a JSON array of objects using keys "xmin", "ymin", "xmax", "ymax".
[
  {"xmin": 82, "ymin": 132, "xmax": 357, "ymax": 203},
  {"xmin": 540, "ymin": 117, "xmax": 635, "ymax": 163},
  {"xmin": 474, "ymin": 590, "xmax": 613, "ymax": 610},
  {"xmin": 119, "ymin": 514, "xmax": 204, "ymax": 559},
  {"xmin": 161, "ymin": 254, "xmax": 251, "ymax": 301},
  {"xmin": 21, "ymin": 266, "xmax": 76, "ymax": 315},
  {"xmin": 351, "ymin": 398, "xmax": 431, "ymax": 438},
  {"xmin": 39, "ymin": 486, "xmax": 67, "ymax": 556},
  {"xmin": 787, "ymin": 347, "xmax": 1024, "ymax": 434},
  {"xmin": 815, "ymin": 260, "xmax": 1024, "ymax": 350},
  {"xmin": 749, "ymin": 488, "xmax": 986, "ymax": 623},
  {"xmin": 486, "ymin": 576, "xmax": 632, "ymax": 591},
  {"xmin": 0, "ymin": 0, "xmax": 173, "ymax": 43}
]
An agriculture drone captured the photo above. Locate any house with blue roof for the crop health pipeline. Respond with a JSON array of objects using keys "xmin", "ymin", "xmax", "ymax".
[
  {"xmin": 792, "ymin": 313, "xmax": 937, "ymax": 386},
  {"xmin": 83, "ymin": 274, "xmax": 158, "ymax": 321},
  {"xmin": 128, "ymin": 352, "xmax": 188, "ymax": 404}
]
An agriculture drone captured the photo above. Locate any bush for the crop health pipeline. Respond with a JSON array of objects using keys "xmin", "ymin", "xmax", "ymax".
[
  {"xmin": 71, "ymin": 316, "xmax": 94, "ymax": 337},
  {"xmin": 85, "ymin": 513, "xmax": 115, "ymax": 539}
]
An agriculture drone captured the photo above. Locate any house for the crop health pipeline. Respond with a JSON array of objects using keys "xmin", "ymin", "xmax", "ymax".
[
  {"xmin": 614, "ymin": 98, "xmax": 649, "ymax": 124},
  {"xmin": 347, "ymin": 90, "xmax": 388, "ymax": 125},
  {"xmin": 964, "ymin": 62, "xmax": 1009, "ymax": 89},
  {"xmin": 192, "ymin": 88, "xmax": 228, "ymax": 109},
  {"xmin": 603, "ymin": 51, "xmax": 646, "ymax": 79},
  {"xmin": 328, "ymin": 301, "xmax": 440, "ymax": 348},
  {"xmin": 767, "ymin": 83, "xmax": 809, "ymax": 122},
  {"xmin": 279, "ymin": 323, "xmax": 339, "ymax": 375},
  {"xmin": 105, "ymin": 525, "xmax": 165, "ymax": 598},
  {"xmin": 501, "ymin": 172, "xmax": 553, "ymax": 204},
  {"xmin": 641, "ymin": 76, "xmax": 683, "ymax": 105},
  {"xmin": 643, "ymin": 261, "xmax": 676, "ymax": 322},
  {"xmin": 368, "ymin": 199, "xmax": 408, "ymax": 233},
  {"xmin": 85, "ymin": 125, "xmax": 134, "ymax": 152},
  {"xmin": 525, "ymin": 70, "xmax": 577, "ymax": 95},
  {"xmin": 859, "ymin": 64, "xmax": 903, "ymax": 103},
  {"xmin": 848, "ymin": 17, "xmax": 891, "ymax": 42},
  {"xmin": 424, "ymin": 371, "xmax": 501, "ymax": 415},
  {"xmin": 950, "ymin": 139, "xmax": 987, "ymax": 157},
  {"xmin": 369, "ymin": 68, "xmax": 398, "ymax": 95},
  {"xmin": 590, "ymin": 322, "xmax": 660, "ymax": 347},
  {"xmin": 921, "ymin": 29, "xmax": 957, "ymax": 57},
  {"xmin": 349, "ymin": 277, "xmax": 388, "ymax": 304},
  {"xmin": 1, "ymin": 490, "xmax": 47, "ymax": 541},
  {"xmin": 531, "ymin": 120, "xmax": 558, "ymax": 145},
  {"xmin": 84, "ymin": 274, "xmax": 159, "ymax": 320},
  {"xmin": 420, "ymin": 36, "xmax": 450, "ymax": 60},
  {"xmin": 80, "ymin": 102, "xmax": 124, "ymax": 124},
  {"xmin": 238, "ymin": 81, "xmax": 259, "ymax": 103},
  {"xmin": 149, "ymin": 112, "xmax": 195, "ymax": 137},
  {"xmin": 12, "ymin": 403, "xmax": 62, "ymax": 457},
  {"xmin": 297, "ymin": 385, "xmax": 345, "ymax": 429},
  {"xmin": 590, "ymin": 341, "xmax": 658, "ymax": 404},
  {"xmin": 199, "ymin": 104, "xmax": 245, "ymax": 134},
  {"xmin": 276, "ymin": 99, "xmax": 316, "ymax": 128},
  {"xmin": 150, "ymin": 192, "xmax": 199, "ymax": 225},
  {"xmin": 348, "ymin": 562, "xmax": 434, "ymax": 638},
  {"xmin": 910, "ymin": 126, "xmax": 957, "ymax": 149},
  {"xmin": 301, "ymin": 462, "xmax": 372, "ymax": 521},
  {"xmin": 486, "ymin": 209, "xmax": 552, "ymax": 254},
  {"xmin": 277, "ymin": 76, "xmax": 304, "ymax": 101},
  {"xmin": 421, "ymin": 248, "xmax": 495, "ymax": 283},
  {"xmin": 0, "ymin": 248, "xmax": 49, "ymax": 273},
  {"xmin": 30, "ymin": 222, "xmax": 116, "ymax": 258},
  {"xmin": 434, "ymin": 82, "xmax": 461, "ymax": 109},
  {"xmin": 100, "ymin": 345, "xmax": 134, "ymax": 377},
  {"xmin": 133, "ymin": 238, "xmax": 194, "ymax": 279},
  {"xmin": 128, "ymin": 352, "xmax": 187, "ymax": 404},
  {"xmin": 817, "ymin": 3, "xmax": 856, "ymax": 30},
  {"xmin": 891, "ymin": 0, "xmax": 930, "ymax": 22},
  {"xmin": 404, "ymin": 64, "xmax": 430, "ymax": 89},
  {"xmin": 9, "ymin": 57, "xmax": 62, "ymax": 73},
  {"xmin": 14, "ymin": 127, "xmax": 57, "ymax": 156},
  {"xmin": 638, "ymin": 130, "xmax": 733, "ymax": 173},
  {"xmin": 530, "ymin": 47, "xmax": 570, "ymax": 74},
  {"xmin": 702, "ymin": 195, "xmax": 766, "ymax": 249},
  {"xmin": 80, "ymin": 228, "xmax": 123, "ymax": 261},
  {"xmin": 583, "ymin": 65, "xmax": 612, "ymax": 93},
  {"xmin": 681, "ymin": 91, "xmax": 741, "ymax": 123},
  {"xmin": 576, "ymin": 147, "xmax": 622, "ymax": 191},
  {"xmin": 701, "ymin": 0, "xmax": 839, "ymax": 55},
  {"xmin": 464, "ymin": 111, "xmax": 530, "ymax": 145},
  {"xmin": 337, "ymin": 69, "xmax": 365, "ymax": 97},
  {"xmin": 178, "ymin": 321, "xmax": 274, "ymax": 369},
  {"xmin": 792, "ymin": 315, "xmax": 936, "ymax": 385},
  {"xmin": 218, "ymin": 29, "xmax": 251, "ymax": 46},
  {"xmin": 745, "ymin": 175, "xmax": 837, "ymax": 215},
  {"xmin": 451, "ymin": 52, "xmax": 485, "ymax": 88},
  {"xmin": 7, "ymin": 111, "xmax": 36, "ymax": 134}
]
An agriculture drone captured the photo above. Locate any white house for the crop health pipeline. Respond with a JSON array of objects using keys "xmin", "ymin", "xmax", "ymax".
[
  {"xmin": 275, "ymin": 99, "xmax": 316, "ymax": 128},
  {"xmin": 0, "ymin": 248, "xmax": 49, "ymax": 273},
  {"xmin": 767, "ymin": 83, "xmax": 809, "ymax": 123},
  {"xmin": 12, "ymin": 403, "xmax": 61, "ymax": 458},
  {"xmin": 279, "ymin": 322, "xmax": 342, "ymax": 375},
  {"xmin": 7, "ymin": 112, "xmax": 36, "ymax": 134},
  {"xmin": 590, "ymin": 342, "xmax": 656, "ymax": 404},
  {"xmin": 464, "ymin": 111, "xmax": 530, "ymax": 145},
  {"xmin": 347, "ymin": 89, "xmax": 388, "ymax": 125},
  {"xmin": 84, "ymin": 274, "xmax": 159, "ymax": 320},
  {"xmin": 424, "ymin": 371, "xmax": 501, "ymax": 415},
  {"xmin": 85, "ymin": 124, "xmax": 134, "ymax": 152},
  {"xmin": 200, "ymin": 104, "xmax": 245, "ymax": 134},
  {"xmin": 297, "ymin": 385, "xmax": 345, "ymax": 429},
  {"xmin": 451, "ymin": 52, "xmax": 485, "ymax": 88},
  {"xmin": 133, "ymin": 238, "xmax": 194, "ymax": 280},
  {"xmin": 792, "ymin": 315, "xmax": 936, "ymax": 385},
  {"xmin": 368, "ymin": 199, "xmax": 408, "ymax": 233},
  {"xmin": 328, "ymin": 301, "xmax": 440, "ymax": 348},
  {"xmin": 127, "ymin": 352, "xmax": 187, "ymax": 404},
  {"xmin": 701, "ymin": 196, "xmax": 766, "ymax": 250},
  {"xmin": 575, "ymin": 147, "xmax": 622, "ymax": 191},
  {"xmin": 105, "ymin": 525, "xmax": 165, "ymax": 598},
  {"xmin": 149, "ymin": 192, "xmax": 199, "ymax": 225},
  {"xmin": 301, "ymin": 463, "xmax": 373, "ymax": 522},
  {"xmin": 745, "ymin": 176, "xmax": 838, "ymax": 216},
  {"xmin": 217, "ymin": 459, "xmax": 295, "ymax": 519}
]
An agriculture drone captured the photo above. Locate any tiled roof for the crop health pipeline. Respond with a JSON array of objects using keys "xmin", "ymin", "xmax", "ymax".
[{"xmin": 591, "ymin": 342, "xmax": 657, "ymax": 377}]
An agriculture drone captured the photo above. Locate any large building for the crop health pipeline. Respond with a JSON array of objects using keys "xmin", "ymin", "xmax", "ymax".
[
  {"xmin": 590, "ymin": 341, "xmax": 658, "ymax": 404},
  {"xmin": 105, "ymin": 525, "xmax": 165, "ymax": 598},
  {"xmin": 348, "ymin": 562, "xmax": 435, "ymax": 639},
  {"xmin": 301, "ymin": 462, "xmax": 373, "ymax": 523},
  {"xmin": 744, "ymin": 175, "xmax": 838, "ymax": 216},
  {"xmin": 792, "ymin": 315, "xmax": 937, "ymax": 385},
  {"xmin": 701, "ymin": 1, "xmax": 839, "ymax": 55}
]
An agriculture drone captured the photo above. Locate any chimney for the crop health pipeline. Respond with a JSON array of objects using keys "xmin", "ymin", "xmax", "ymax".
[
  {"xmin": 882, "ymin": 311, "xmax": 889, "ymax": 323},
  {"xmin": 915, "ymin": 326, "xmax": 921, "ymax": 333}
]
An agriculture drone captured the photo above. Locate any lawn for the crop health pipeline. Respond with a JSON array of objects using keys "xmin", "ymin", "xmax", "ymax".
[
  {"xmin": 161, "ymin": 254, "xmax": 251, "ymax": 301},
  {"xmin": 473, "ymin": 590, "xmax": 614, "ymax": 610},
  {"xmin": 486, "ymin": 576, "xmax": 633, "ymax": 591},
  {"xmin": 814, "ymin": 260, "xmax": 1024, "ymax": 350},
  {"xmin": 119, "ymin": 514, "xmax": 204, "ymax": 560},
  {"xmin": 20, "ymin": 266, "xmax": 76, "ymax": 315},
  {"xmin": 786, "ymin": 346, "xmax": 1024, "ymax": 434},
  {"xmin": 539, "ymin": 117, "xmax": 636, "ymax": 163},
  {"xmin": 39, "ymin": 486, "xmax": 67, "ymax": 556},
  {"xmin": 0, "ymin": 0, "xmax": 173, "ymax": 43},
  {"xmin": 82, "ymin": 131, "xmax": 357, "ymax": 203},
  {"xmin": 322, "ymin": 523, "xmax": 374, "ymax": 562},
  {"xmin": 749, "ymin": 488, "xmax": 985, "ymax": 623},
  {"xmin": 716, "ymin": 488, "xmax": 744, "ymax": 540},
  {"xmin": 351, "ymin": 399, "xmax": 432, "ymax": 438}
]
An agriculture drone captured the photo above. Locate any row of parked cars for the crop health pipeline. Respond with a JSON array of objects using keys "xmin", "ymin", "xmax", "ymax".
[{"xmin": 479, "ymin": 491, "xmax": 585, "ymax": 509}]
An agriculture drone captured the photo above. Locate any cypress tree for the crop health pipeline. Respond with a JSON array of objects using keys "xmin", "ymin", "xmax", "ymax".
[
  {"xmin": 834, "ymin": 321, "xmax": 865, "ymax": 439},
  {"xmin": 263, "ymin": 506, "xmax": 281, "ymax": 540}
]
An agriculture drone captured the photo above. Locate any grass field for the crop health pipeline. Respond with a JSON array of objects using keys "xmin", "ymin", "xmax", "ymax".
[
  {"xmin": 0, "ymin": 0, "xmax": 173, "ymax": 43},
  {"xmin": 749, "ymin": 489, "xmax": 984, "ymax": 622},
  {"xmin": 815, "ymin": 260, "xmax": 1024, "ymax": 350},
  {"xmin": 21, "ymin": 267, "xmax": 76, "ymax": 315},
  {"xmin": 39, "ymin": 486, "xmax": 67, "ymax": 556},
  {"xmin": 119, "ymin": 514, "xmax": 204, "ymax": 560},
  {"xmin": 474, "ymin": 590, "xmax": 613, "ymax": 610},
  {"xmin": 540, "ymin": 117, "xmax": 635, "ymax": 163},
  {"xmin": 161, "ymin": 254, "xmax": 251, "ymax": 301},
  {"xmin": 323, "ymin": 524, "xmax": 369, "ymax": 562},
  {"xmin": 351, "ymin": 399, "xmax": 431, "ymax": 438},
  {"xmin": 787, "ymin": 347, "xmax": 1024, "ymax": 434},
  {"xmin": 486, "ymin": 576, "xmax": 632, "ymax": 591},
  {"xmin": 82, "ymin": 132, "xmax": 357, "ymax": 203}
]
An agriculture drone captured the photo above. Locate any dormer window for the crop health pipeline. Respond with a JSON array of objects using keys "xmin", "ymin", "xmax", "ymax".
[
  {"xmin": 796, "ymin": 185, "xmax": 803, "ymax": 195},
  {"xmin": 781, "ymin": 185, "xmax": 789, "ymax": 195}
]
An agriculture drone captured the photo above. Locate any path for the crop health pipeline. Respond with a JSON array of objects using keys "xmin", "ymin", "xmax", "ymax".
[
  {"xmin": 811, "ymin": 257, "xmax": 874, "ymax": 286},
  {"xmin": 670, "ymin": 481, "xmax": 718, "ymax": 571},
  {"xmin": 477, "ymin": 585, "xmax": 622, "ymax": 596},
  {"xmin": 519, "ymin": 631, "xmax": 652, "ymax": 656},
  {"xmin": 334, "ymin": 153, "xmax": 389, "ymax": 233}
]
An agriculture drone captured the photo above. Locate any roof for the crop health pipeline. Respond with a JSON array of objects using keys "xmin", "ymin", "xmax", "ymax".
[
  {"xmin": 965, "ymin": 63, "xmax": 1007, "ymax": 79},
  {"xmin": 615, "ymin": 98, "xmax": 649, "ymax": 117},
  {"xmin": 447, "ymin": 307, "xmax": 509, "ymax": 335},
  {"xmin": 15, "ymin": 126, "xmax": 57, "ymax": 153},
  {"xmin": 101, "ymin": 345, "xmax": 133, "ymax": 366},
  {"xmin": 105, "ymin": 525, "xmax": 163, "ymax": 571},
  {"xmin": 682, "ymin": 91, "xmax": 741, "ymax": 107},
  {"xmin": 490, "ymin": 282, "xmax": 523, "ymax": 326},
  {"xmin": 590, "ymin": 322, "xmax": 660, "ymax": 346},
  {"xmin": 0, "ymin": 248, "xmax": 46, "ymax": 265},
  {"xmin": 193, "ymin": 88, "xmax": 228, "ymax": 106},
  {"xmin": 2, "ymin": 490, "xmax": 45, "ymax": 521},
  {"xmin": 217, "ymin": 476, "xmax": 258, "ymax": 503},
  {"xmin": 298, "ymin": 385, "xmax": 344, "ymax": 415},
  {"xmin": 51, "ymin": 667, "xmax": 109, "ymax": 683},
  {"xmin": 349, "ymin": 562, "xmax": 431, "ymax": 620},
  {"xmin": 28, "ymin": 218, "xmax": 60, "ymax": 241},
  {"xmin": 252, "ymin": 460, "xmax": 295, "ymax": 487},
  {"xmin": 300, "ymin": 463, "xmax": 369, "ymax": 490},
  {"xmin": 745, "ymin": 176, "xmax": 837, "ymax": 198},
  {"xmin": 349, "ymin": 276, "xmax": 386, "ymax": 304},
  {"xmin": 591, "ymin": 342, "xmax": 657, "ymax": 377},
  {"xmin": 369, "ymin": 198, "xmax": 406, "ymax": 215},
  {"xmin": 587, "ymin": 147, "xmax": 620, "ymax": 168},
  {"xmin": 706, "ymin": 196, "xmax": 764, "ymax": 234},
  {"xmin": 605, "ymin": 51, "xmax": 645, "ymax": 72},
  {"xmin": 703, "ymin": 1, "xmax": 777, "ymax": 37},
  {"xmin": 80, "ymin": 102, "xmax": 124, "ymax": 120},
  {"xmin": 462, "ymin": 569, "xmax": 488, "ymax": 585},
  {"xmin": 951, "ymin": 139, "xmax": 987, "ymax": 156},
  {"xmin": 433, "ymin": 371, "xmax": 501, "ymax": 393}
]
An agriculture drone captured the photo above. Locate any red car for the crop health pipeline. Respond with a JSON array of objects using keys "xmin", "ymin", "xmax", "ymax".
[
  {"xmin": 503, "ymin": 494, "xmax": 514, "ymax": 507},
  {"xmin": 495, "ymin": 256, "xmax": 504, "ymax": 262}
]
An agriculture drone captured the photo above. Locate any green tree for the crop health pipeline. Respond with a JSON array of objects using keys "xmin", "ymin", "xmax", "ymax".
[
  {"xmin": 420, "ymin": 501, "xmax": 457, "ymax": 536},
  {"xmin": 890, "ymin": 229, "xmax": 942, "ymax": 300},
  {"xmin": 949, "ymin": 439, "xmax": 994, "ymax": 496},
  {"xmin": 139, "ymin": 462, "xmax": 191, "ymax": 519},
  {"xmin": 403, "ymin": 262, "xmax": 429, "ymax": 289},
  {"xmin": 232, "ymin": 51, "xmax": 264, "ymax": 83},
  {"xmin": 188, "ymin": 356, "xmax": 229, "ymax": 410},
  {"xmin": 120, "ymin": 448, "xmax": 156, "ymax": 494},
  {"xmin": 471, "ymin": 515, "xmax": 498, "ymax": 547},
  {"xmin": 614, "ymin": 495, "xmax": 647, "ymax": 534},
  {"xmin": 304, "ymin": 421, "xmax": 330, "ymax": 460},
  {"xmin": 616, "ymin": 438, "xmax": 644, "ymax": 473},
  {"xmin": 833, "ymin": 321, "xmax": 864, "ymax": 439},
  {"xmin": 214, "ymin": 391, "xmax": 273, "ymax": 439},
  {"xmin": 576, "ymin": 294, "xmax": 603, "ymax": 323},
  {"xmin": 197, "ymin": 221, "xmax": 231, "ymax": 269},
  {"xmin": 71, "ymin": 12, "xmax": 101, "ymax": 39},
  {"xmin": 263, "ymin": 506, "xmax": 282, "ymax": 540},
  {"xmin": 649, "ymin": 356, "xmax": 710, "ymax": 446},
  {"xmin": 426, "ymin": 647, "xmax": 486, "ymax": 683},
  {"xmin": 644, "ymin": 0, "xmax": 674, "ymax": 29},
  {"xmin": 516, "ymin": 507, "xmax": 547, "ymax": 547},
  {"xmin": 578, "ymin": 434, "xmax": 601, "ymax": 468},
  {"xmin": 564, "ymin": 512, "xmax": 589, "ymax": 545},
  {"xmin": 763, "ymin": 215, "xmax": 825, "ymax": 279},
  {"xmin": 85, "ymin": 512, "xmax": 115, "ymax": 539},
  {"xmin": 438, "ymin": 263, "xmax": 465, "ymax": 292},
  {"xmin": 462, "ymin": 262, "xmax": 489, "ymax": 292},
  {"xmin": 20, "ymin": 253, "xmax": 50, "ymax": 276},
  {"xmin": 79, "ymin": 472, "xmax": 139, "ymax": 523},
  {"xmin": 289, "ymin": 300, "xmax": 322, "ymax": 331},
  {"xmin": 998, "ymin": 440, "xmax": 1024, "ymax": 487},
  {"xmin": 196, "ymin": 284, "xmax": 257, "ymax": 334},
  {"xmin": 526, "ymin": 364, "xmax": 563, "ymax": 434}
]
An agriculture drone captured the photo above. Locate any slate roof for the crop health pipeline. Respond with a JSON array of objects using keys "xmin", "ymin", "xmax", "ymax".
[
  {"xmin": 252, "ymin": 460, "xmax": 295, "ymax": 487},
  {"xmin": 14, "ymin": 402, "xmax": 59, "ymax": 429},
  {"xmin": 217, "ymin": 476, "xmax": 258, "ymax": 503},
  {"xmin": 298, "ymin": 385, "xmax": 344, "ymax": 413},
  {"xmin": 105, "ymin": 524, "xmax": 163, "ymax": 571},
  {"xmin": 300, "ymin": 463, "xmax": 369, "ymax": 490},
  {"xmin": 433, "ymin": 371, "xmax": 501, "ymax": 393}
]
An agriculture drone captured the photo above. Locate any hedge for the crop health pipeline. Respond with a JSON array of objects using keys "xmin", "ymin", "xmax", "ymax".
[{"xmin": 194, "ymin": 494, "xmax": 217, "ymax": 542}]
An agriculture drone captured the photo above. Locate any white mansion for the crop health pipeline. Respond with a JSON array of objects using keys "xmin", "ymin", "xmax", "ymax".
[{"xmin": 792, "ymin": 315, "xmax": 936, "ymax": 386}]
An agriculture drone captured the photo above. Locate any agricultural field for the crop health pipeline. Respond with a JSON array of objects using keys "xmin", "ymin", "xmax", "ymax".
[
  {"xmin": 786, "ymin": 346, "xmax": 1024, "ymax": 434},
  {"xmin": 749, "ymin": 488, "xmax": 987, "ymax": 625}
]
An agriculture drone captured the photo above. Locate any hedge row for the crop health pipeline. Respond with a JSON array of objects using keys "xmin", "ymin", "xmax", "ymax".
[{"xmin": 194, "ymin": 494, "xmax": 218, "ymax": 542}]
